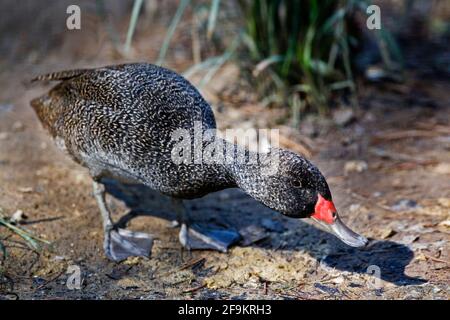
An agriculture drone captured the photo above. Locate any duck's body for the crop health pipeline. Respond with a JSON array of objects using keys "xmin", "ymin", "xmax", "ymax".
[
  {"xmin": 31, "ymin": 63, "xmax": 367, "ymax": 261},
  {"xmin": 32, "ymin": 63, "xmax": 232, "ymax": 199}
]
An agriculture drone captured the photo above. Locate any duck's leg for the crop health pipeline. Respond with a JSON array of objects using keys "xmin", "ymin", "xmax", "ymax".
[
  {"xmin": 92, "ymin": 180, "xmax": 153, "ymax": 262},
  {"xmin": 172, "ymin": 199, "xmax": 240, "ymax": 253}
]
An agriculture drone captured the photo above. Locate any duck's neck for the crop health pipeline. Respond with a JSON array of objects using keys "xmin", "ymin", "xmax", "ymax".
[{"xmin": 200, "ymin": 137, "xmax": 273, "ymax": 200}]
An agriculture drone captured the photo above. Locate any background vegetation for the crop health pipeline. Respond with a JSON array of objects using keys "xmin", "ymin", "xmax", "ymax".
[{"xmin": 125, "ymin": 0, "xmax": 402, "ymax": 118}]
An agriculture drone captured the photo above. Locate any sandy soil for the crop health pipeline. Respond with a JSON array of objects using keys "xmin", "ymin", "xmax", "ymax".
[{"xmin": 0, "ymin": 1, "xmax": 449, "ymax": 300}]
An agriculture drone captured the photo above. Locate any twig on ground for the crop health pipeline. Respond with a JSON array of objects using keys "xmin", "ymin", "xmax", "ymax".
[
  {"xmin": 0, "ymin": 209, "xmax": 50, "ymax": 251},
  {"xmin": 416, "ymin": 122, "xmax": 450, "ymax": 134},
  {"xmin": 369, "ymin": 147, "xmax": 437, "ymax": 165},
  {"xmin": 179, "ymin": 257, "xmax": 206, "ymax": 271},
  {"xmin": 372, "ymin": 129, "xmax": 446, "ymax": 142},
  {"xmin": 34, "ymin": 270, "xmax": 65, "ymax": 291},
  {"xmin": 183, "ymin": 283, "xmax": 206, "ymax": 293},
  {"xmin": 422, "ymin": 253, "xmax": 449, "ymax": 265}
]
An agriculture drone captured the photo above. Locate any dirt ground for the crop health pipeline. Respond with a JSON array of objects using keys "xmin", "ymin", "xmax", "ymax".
[{"xmin": 0, "ymin": 1, "xmax": 449, "ymax": 300}]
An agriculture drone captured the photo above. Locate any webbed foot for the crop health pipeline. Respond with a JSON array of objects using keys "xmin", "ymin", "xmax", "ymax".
[
  {"xmin": 104, "ymin": 227, "xmax": 154, "ymax": 262},
  {"xmin": 179, "ymin": 224, "xmax": 240, "ymax": 253}
]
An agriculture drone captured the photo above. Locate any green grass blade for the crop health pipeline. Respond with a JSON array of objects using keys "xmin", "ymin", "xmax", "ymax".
[
  {"xmin": 124, "ymin": 0, "xmax": 144, "ymax": 54},
  {"xmin": 199, "ymin": 34, "xmax": 241, "ymax": 88},
  {"xmin": 253, "ymin": 55, "xmax": 284, "ymax": 77},
  {"xmin": 207, "ymin": 0, "xmax": 221, "ymax": 40},
  {"xmin": 378, "ymin": 28, "xmax": 404, "ymax": 67},
  {"xmin": 241, "ymin": 33, "xmax": 260, "ymax": 60},
  {"xmin": 157, "ymin": 0, "xmax": 190, "ymax": 66},
  {"xmin": 329, "ymin": 80, "xmax": 354, "ymax": 91},
  {"xmin": 183, "ymin": 56, "xmax": 222, "ymax": 78},
  {"xmin": 0, "ymin": 217, "xmax": 50, "ymax": 250},
  {"xmin": 301, "ymin": 25, "xmax": 316, "ymax": 69},
  {"xmin": 321, "ymin": 8, "xmax": 346, "ymax": 34}
]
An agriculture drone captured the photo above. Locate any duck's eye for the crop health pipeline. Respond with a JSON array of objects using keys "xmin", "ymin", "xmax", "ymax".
[{"xmin": 290, "ymin": 179, "xmax": 302, "ymax": 188}]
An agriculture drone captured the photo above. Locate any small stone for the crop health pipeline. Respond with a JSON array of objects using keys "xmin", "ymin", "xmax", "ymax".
[
  {"xmin": 12, "ymin": 121, "xmax": 24, "ymax": 132},
  {"xmin": 398, "ymin": 235, "xmax": 419, "ymax": 245},
  {"xmin": 438, "ymin": 220, "xmax": 450, "ymax": 228},
  {"xmin": 433, "ymin": 163, "xmax": 450, "ymax": 175},
  {"xmin": 52, "ymin": 255, "xmax": 67, "ymax": 261},
  {"xmin": 10, "ymin": 210, "xmax": 27, "ymax": 224},
  {"xmin": 365, "ymin": 66, "xmax": 387, "ymax": 81},
  {"xmin": 18, "ymin": 187, "xmax": 33, "ymax": 193},
  {"xmin": 333, "ymin": 108, "xmax": 355, "ymax": 126},
  {"xmin": 380, "ymin": 228, "xmax": 396, "ymax": 239},
  {"xmin": 392, "ymin": 178, "xmax": 402, "ymax": 187},
  {"xmin": 169, "ymin": 220, "xmax": 179, "ymax": 228},
  {"xmin": 349, "ymin": 203, "xmax": 361, "ymax": 212},
  {"xmin": 331, "ymin": 276, "xmax": 345, "ymax": 284},
  {"xmin": 437, "ymin": 198, "xmax": 450, "ymax": 208},
  {"xmin": 0, "ymin": 132, "xmax": 8, "ymax": 140},
  {"xmin": 372, "ymin": 191, "xmax": 382, "ymax": 198},
  {"xmin": 344, "ymin": 160, "xmax": 368, "ymax": 174},
  {"xmin": 391, "ymin": 199, "xmax": 421, "ymax": 212}
]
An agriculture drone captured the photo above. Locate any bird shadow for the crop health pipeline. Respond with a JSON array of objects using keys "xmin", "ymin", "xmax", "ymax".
[
  {"xmin": 101, "ymin": 178, "xmax": 427, "ymax": 287},
  {"xmin": 290, "ymin": 228, "xmax": 427, "ymax": 287}
]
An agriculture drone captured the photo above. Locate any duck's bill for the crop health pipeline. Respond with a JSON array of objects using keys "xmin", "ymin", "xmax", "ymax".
[
  {"xmin": 319, "ymin": 215, "xmax": 368, "ymax": 248},
  {"xmin": 311, "ymin": 194, "xmax": 368, "ymax": 248}
]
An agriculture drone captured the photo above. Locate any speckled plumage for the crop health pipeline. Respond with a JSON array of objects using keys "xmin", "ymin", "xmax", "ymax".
[{"xmin": 31, "ymin": 63, "xmax": 332, "ymax": 219}]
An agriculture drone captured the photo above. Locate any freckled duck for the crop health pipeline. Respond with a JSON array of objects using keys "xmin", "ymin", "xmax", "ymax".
[{"xmin": 30, "ymin": 63, "xmax": 367, "ymax": 261}]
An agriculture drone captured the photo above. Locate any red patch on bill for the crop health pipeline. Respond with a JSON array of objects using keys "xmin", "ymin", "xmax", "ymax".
[{"xmin": 312, "ymin": 194, "xmax": 336, "ymax": 224}]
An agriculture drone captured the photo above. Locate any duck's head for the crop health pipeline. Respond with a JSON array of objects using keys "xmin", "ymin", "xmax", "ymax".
[{"xmin": 236, "ymin": 149, "xmax": 368, "ymax": 248}]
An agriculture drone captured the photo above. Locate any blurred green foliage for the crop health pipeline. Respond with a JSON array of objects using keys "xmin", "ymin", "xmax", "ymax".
[
  {"xmin": 237, "ymin": 0, "xmax": 361, "ymax": 114},
  {"xmin": 126, "ymin": 0, "xmax": 402, "ymax": 117}
]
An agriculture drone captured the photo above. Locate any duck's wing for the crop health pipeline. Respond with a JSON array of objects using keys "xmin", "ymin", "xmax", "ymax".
[
  {"xmin": 31, "ymin": 69, "xmax": 91, "ymax": 82},
  {"xmin": 32, "ymin": 64, "xmax": 208, "ymax": 107},
  {"xmin": 32, "ymin": 63, "xmax": 217, "ymax": 130},
  {"xmin": 31, "ymin": 63, "xmax": 158, "ymax": 83}
]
